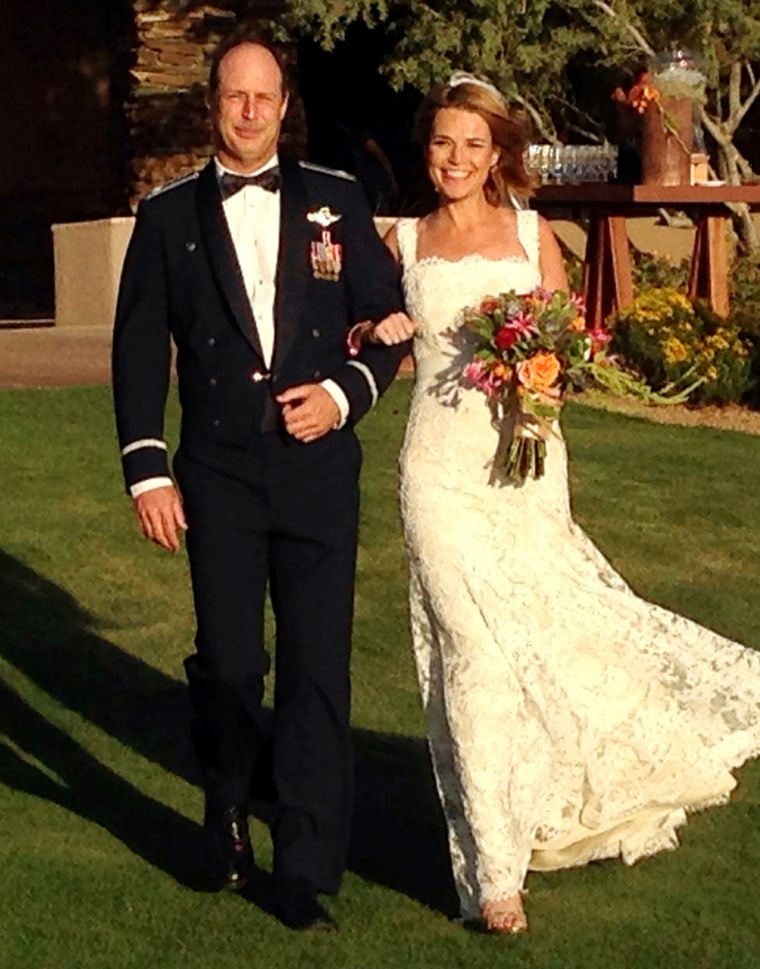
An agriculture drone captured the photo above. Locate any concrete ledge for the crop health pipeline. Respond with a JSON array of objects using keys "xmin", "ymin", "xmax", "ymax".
[
  {"xmin": 52, "ymin": 217, "xmax": 135, "ymax": 327},
  {"xmin": 50, "ymin": 212, "xmax": 758, "ymax": 331}
]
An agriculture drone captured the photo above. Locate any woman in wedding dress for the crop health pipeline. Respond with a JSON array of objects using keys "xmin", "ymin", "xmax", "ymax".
[{"xmin": 356, "ymin": 75, "xmax": 760, "ymax": 934}]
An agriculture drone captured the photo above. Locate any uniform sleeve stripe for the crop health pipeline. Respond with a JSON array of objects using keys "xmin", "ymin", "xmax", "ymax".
[
  {"xmin": 129, "ymin": 476, "xmax": 174, "ymax": 499},
  {"xmin": 121, "ymin": 438, "xmax": 168, "ymax": 457},
  {"xmin": 347, "ymin": 360, "xmax": 379, "ymax": 407}
]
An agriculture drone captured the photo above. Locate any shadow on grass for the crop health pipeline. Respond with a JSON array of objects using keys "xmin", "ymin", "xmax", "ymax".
[
  {"xmin": 0, "ymin": 679, "xmax": 209, "ymax": 889},
  {"xmin": 0, "ymin": 550, "xmax": 455, "ymax": 914}
]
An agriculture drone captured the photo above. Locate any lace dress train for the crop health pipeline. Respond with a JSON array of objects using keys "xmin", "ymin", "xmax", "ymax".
[{"xmin": 395, "ymin": 213, "xmax": 760, "ymax": 920}]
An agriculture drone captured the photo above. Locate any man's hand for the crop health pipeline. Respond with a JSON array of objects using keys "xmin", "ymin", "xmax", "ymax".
[
  {"xmin": 134, "ymin": 484, "xmax": 188, "ymax": 552},
  {"xmin": 277, "ymin": 384, "xmax": 340, "ymax": 443}
]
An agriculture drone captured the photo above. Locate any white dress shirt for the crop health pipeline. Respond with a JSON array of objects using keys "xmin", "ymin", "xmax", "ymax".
[{"xmin": 217, "ymin": 155, "xmax": 280, "ymax": 366}]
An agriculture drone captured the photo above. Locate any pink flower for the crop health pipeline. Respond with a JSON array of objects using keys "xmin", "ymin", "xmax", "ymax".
[
  {"xmin": 464, "ymin": 359, "xmax": 507, "ymax": 398},
  {"xmin": 483, "ymin": 376, "xmax": 504, "ymax": 398},
  {"xmin": 463, "ymin": 360, "xmax": 492, "ymax": 393},
  {"xmin": 587, "ymin": 326, "xmax": 611, "ymax": 356},
  {"xmin": 588, "ymin": 326, "xmax": 610, "ymax": 344},
  {"xmin": 509, "ymin": 311, "xmax": 536, "ymax": 336},
  {"xmin": 570, "ymin": 292, "xmax": 586, "ymax": 313},
  {"xmin": 464, "ymin": 359, "xmax": 488, "ymax": 382}
]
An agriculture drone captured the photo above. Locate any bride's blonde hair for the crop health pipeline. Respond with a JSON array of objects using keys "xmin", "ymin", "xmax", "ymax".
[{"xmin": 415, "ymin": 76, "xmax": 535, "ymax": 205}]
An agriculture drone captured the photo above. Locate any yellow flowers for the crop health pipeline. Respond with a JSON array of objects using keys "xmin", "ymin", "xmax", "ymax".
[
  {"xmin": 704, "ymin": 333, "xmax": 730, "ymax": 352},
  {"xmin": 662, "ymin": 337, "xmax": 688, "ymax": 364},
  {"xmin": 611, "ymin": 287, "xmax": 754, "ymax": 405}
]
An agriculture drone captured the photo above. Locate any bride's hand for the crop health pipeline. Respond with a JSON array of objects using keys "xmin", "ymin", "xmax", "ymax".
[{"xmin": 371, "ymin": 312, "xmax": 418, "ymax": 345}]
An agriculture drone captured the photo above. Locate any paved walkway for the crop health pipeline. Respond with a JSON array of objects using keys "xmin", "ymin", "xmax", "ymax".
[
  {"xmin": 0, "ymin": 324, "xmax": 414, "ymax": 389},
  {"xmin": 0, "ymin": 325, "xmax": 112, "ymax": 388}
]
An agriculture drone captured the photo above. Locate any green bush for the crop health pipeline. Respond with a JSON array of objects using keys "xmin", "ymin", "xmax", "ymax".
[
  {"xmin": 729, "ymin": 254, "xmax": 760, "ymax": 405},
  {"xmin": 730, "ymin": 252, "xmax": 760, "ymax": 340},
  {"xmin": 611, "ymin": 287, "xmax": 755, "ymax": 405},
  {"xmin": 632, "ymin": 250, "xmax": 690, "ymax": 293}
]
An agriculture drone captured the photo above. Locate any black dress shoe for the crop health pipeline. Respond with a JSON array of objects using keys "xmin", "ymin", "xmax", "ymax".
[
  {"xmin": 275, "ymin": 890, "xmax": 338, "ymax": 932},
  {"xmin": 203, "ymin": 802, "xmax": 254, "ymax": 892}
]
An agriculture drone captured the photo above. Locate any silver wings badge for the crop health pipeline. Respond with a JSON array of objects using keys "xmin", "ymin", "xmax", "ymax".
[{"xmin": 306, "ymin": 206, "xmax": 342, "ymax": 228}]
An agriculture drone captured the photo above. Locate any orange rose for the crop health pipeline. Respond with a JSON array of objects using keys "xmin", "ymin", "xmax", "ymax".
[
  {"xmin": 479, "ymin": 296, "xmax": 501, "ymax": 315},
  {"xmin": 516, "ymin": 351, "xmax": 561, "ymax": 393}
]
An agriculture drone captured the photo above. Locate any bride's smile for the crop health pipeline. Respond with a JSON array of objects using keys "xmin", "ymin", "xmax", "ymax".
[{"xmin": 427, "ymin": 107, "xmax": 500, "ymax": 201}]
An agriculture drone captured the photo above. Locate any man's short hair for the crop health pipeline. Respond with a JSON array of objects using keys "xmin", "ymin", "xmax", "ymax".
[{"xmin": 208, "ymin": 27, "xmax": 288, "ymax": 100}]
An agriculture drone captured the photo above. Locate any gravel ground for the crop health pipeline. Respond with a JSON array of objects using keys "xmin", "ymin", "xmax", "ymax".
[{"xmin": 574, "ymin": 388, "xmax": 760, "ymax": 436}]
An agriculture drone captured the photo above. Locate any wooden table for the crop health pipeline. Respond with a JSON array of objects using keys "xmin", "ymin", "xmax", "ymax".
[{"xmin": 531, "ymin": 183, "xmax": 760, "ymax": 330}]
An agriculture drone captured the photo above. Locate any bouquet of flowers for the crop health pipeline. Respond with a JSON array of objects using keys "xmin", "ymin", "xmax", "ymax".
[{"xmin": 462, "ymin": 288, "xmax": 698, "ymax": 485}]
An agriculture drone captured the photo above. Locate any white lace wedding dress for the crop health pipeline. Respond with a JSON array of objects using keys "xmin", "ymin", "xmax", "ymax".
[{"xmin": 395, "ymin": 212, "xmax": 760, "ymax": 920}]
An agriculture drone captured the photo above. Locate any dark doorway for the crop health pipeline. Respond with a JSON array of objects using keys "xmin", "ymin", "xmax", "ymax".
[{"xmin": 0, "ymin": 0, "xmax": 132, "ymax": 321}]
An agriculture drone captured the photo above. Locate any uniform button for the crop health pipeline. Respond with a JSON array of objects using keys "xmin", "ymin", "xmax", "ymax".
[
  {"xmin": 249, "ymin": 370, "xmax": 270, "ymax": 383},
  {"xmin": 311, "ymin": 328, "xmax": 321, "ymax": 338},
  {"xmin": 209, "ymin": 377, "xmax": 217, "ymax": 387},
  {"xmin": 185, "ymin": 241, "xmax": 197, "ymax": 252},
  {"xmin": 212, "ymin": 419, "xmax": 220, "ymax": 427},
  {"xmin": 207, "ymin": 337, "xmax": 216, "ymax": 347},
  {"xmin": 313, "ymin": 369, "xmax": 322, "ymax": 379}
]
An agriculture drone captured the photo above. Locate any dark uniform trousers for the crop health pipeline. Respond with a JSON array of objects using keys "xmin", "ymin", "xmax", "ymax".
[{"xmin": 112, "ymin": 156, "xmax": 407, "ymax": 896}]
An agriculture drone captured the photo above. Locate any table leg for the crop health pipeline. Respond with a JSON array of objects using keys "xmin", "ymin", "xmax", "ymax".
[
  {"xmin": 582, "ymin": 215, "xmax": 634, "ymax": 330},
  {"xmin": 688, "ymin": 213, "xmax": 729, "ymax": 316}
]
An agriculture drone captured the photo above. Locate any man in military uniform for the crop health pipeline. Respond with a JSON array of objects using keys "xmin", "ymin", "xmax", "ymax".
[{"xmin": 112, "ymin": 28, "xmax": 408, "ymax": 931}]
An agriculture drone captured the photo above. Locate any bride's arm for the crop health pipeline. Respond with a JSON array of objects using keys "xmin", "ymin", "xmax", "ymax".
[
  {"xmin": 347, "ymin": 225, "xmax": 417, "ymax": 353},
  {"xmin": 538, "ymin": 215, "xmax": 569, "ymax": 292},
  {"xmin": 383, "ymin": 223, "xmax": 401, "ymax": 264}
]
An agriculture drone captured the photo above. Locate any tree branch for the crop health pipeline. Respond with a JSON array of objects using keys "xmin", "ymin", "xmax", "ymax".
[
  {"xmin": 732, "ymin": 68, "xmax": 760, "ymax": 131},
  {"xmin": 512, "ymin": 92, "xmax": 556, "ymax": 142},
  {"xmin": 589, "ymin": 0, "xmax": 655, "ymax": 58},
  {"xmin": 729, "ymin": 61, "xmax": 742, "ymax": 119}
]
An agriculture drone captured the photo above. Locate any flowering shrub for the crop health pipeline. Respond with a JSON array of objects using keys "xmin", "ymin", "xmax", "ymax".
[
  {"xmin": 632, "ymin": 250, "xmax": 689, "ymax": 293},
  {"xmin": 611, "ymin": 288, "xmax": 754, "ymax": 404}
]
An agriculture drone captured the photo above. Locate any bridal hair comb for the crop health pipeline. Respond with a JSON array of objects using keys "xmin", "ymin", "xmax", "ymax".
[{"xmin": 447, "ymin": 71, "xmax": 506, "ymax": 105}]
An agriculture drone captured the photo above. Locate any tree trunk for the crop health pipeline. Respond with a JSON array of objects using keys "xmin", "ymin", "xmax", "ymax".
[{"xmin": 715, "ymin": 141, "xmax": 760, "ymax": 255}]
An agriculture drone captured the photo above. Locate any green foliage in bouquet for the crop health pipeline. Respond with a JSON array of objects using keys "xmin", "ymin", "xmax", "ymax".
[{"xmin": 611, "ymin": 287, "xmax": 754, "ymax": 405}]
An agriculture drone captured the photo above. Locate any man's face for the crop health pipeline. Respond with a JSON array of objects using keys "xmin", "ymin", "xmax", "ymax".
[{"xmin": 212, "ymin": 43, "xmax": 288, "ymax": 173}]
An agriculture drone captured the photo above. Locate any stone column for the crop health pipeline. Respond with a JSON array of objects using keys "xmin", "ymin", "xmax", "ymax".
[{"xmin": 127, "ymin": 1, "xmax": 299, "ymax": 207}]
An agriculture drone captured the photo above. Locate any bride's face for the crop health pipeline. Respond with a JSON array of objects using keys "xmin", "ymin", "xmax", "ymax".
[{"xmin": 427, "ymin": 107, "xmax": 499, "ymax": 202}]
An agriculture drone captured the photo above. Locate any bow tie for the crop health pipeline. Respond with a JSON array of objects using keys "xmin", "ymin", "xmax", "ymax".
[{"xmin": 219, "ymin": 167, "xmax": 281, "ymax": 200}]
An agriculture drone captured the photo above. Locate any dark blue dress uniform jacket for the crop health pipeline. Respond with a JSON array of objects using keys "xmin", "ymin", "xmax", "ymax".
[{"xmin": 112, "ymin": 156, "xmax": 406, "ymax": 489}]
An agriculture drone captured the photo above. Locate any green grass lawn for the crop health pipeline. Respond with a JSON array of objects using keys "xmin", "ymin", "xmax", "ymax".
[{"xmin": 1, "ymin": 382, "xmax": 759, "ymax": 969}]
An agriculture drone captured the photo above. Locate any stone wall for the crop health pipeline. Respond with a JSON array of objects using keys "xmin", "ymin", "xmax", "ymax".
[{"xmin": 128, "ymin": 0, "xmax": 300, "ymax": 206}]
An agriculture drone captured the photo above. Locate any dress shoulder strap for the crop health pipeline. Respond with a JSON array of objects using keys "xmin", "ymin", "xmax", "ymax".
[
  {"xmin": 515, "ymin": 208, "xmax": 541, "ymax": 271},
  {"xmin": 394, "ymin": 217, "xmax": 419, "ymax": 270}
]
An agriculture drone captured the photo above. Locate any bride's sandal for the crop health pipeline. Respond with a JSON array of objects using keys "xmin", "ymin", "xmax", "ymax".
[{"xmin": 481, "ymin": 896, "xmax": 528, "ymax": 935}]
